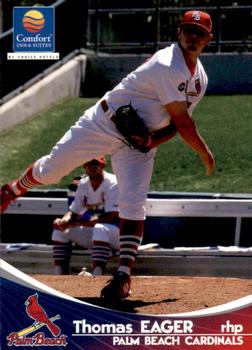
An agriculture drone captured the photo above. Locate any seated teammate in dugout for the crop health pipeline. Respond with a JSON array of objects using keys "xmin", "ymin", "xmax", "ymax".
[{"xmin": 52, "ymin": 158, "xmax": 120, "ymax": 276}]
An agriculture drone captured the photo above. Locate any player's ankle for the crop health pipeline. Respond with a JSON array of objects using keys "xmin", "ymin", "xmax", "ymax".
[
  {"xmin": 92, "ymin": 266, "xmax": 103, "ymax": 276},
  {"xmin": 10, "ymin": 180, "xmax": 26, "ymax": 196},
  {"xmin": 118, "ymin": 266, "xmax": 130, "ymax": 275}
]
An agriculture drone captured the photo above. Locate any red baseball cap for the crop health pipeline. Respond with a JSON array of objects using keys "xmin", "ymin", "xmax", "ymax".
[
  {"xmin": 84, "ymin": 158, "xmax": 106, "ymax": 166},
  {"xmin": 180, "ymin": 10, "xmax": 212, "ymax": 34}
]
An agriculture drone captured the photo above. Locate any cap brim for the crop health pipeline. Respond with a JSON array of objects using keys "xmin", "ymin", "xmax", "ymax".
[
  {"xmin": 180, "ymin": 23, "xmax": 211, "ymax": 34},
  {"xmin": 87, "ymin": 158, "xmax": 106, "ymax": 165}
]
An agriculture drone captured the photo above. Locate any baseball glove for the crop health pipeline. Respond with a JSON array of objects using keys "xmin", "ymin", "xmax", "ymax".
[{"xmin": 114, "ymin": 103, "xmax": 152, "ymax": 153}]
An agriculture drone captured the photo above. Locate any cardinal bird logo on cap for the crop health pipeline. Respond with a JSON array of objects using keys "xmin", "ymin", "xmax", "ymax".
[{"xmin": 192, "ymin": 11, "xmax": 201, "ymax": 21}]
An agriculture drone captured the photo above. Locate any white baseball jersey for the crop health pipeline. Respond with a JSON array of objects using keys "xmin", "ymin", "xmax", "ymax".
[
  {"xmin": 105, "ymin": 42, "xmax": 208, "ymax": 131},
  {"xmin": 34, "ymin": 42, "xmax": 209, "ymax": 220},
  {"xmin": 52, "ymin": 171, "xmax": 119, "ymax": 248},
  {"xmin": 69, "ymin": 171, "xmax": 119, "ymax": 216}
]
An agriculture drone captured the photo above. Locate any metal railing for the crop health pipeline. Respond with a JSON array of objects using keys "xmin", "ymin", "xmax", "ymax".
[
  {"xmin": 4, "ymin": 197, "xmax": 252, "ymax": 247},
  {"xmin": 86, "ymin": 3, "xmax": 252, "ymax": 53},
  {"xmin": 1, "ymin": 1, "xmax": 251, "ymax": 100}
]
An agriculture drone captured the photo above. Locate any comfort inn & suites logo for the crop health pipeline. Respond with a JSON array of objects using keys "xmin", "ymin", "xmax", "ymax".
[{"xmin": 8, "ymin": 7, "xmax": 59, "ymax": 60}]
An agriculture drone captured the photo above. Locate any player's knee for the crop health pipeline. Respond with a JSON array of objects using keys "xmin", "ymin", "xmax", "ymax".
[
  {"xmin": 52, "ymin": 229, "xmax": 69, "ymax": 243},
  {"xmin": 119, "ymin": 201, "xmax": 146, "ymax": 221},
  {"xmin": 92, "ymin": 223, "xmax": 109, "ymax": 243},
  {"xmin": 33, "ymin": 157, "xmax": 63, "ymax": 184}
]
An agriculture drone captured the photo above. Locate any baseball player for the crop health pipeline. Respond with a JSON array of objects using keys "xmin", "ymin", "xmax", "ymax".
[
  {"xmin": 52, "ymin": 158, "xmax": 120, "ymax": 276},
  {"xmin": 1, "ymin": 10, "xmax": 215, "ymax": 300}
]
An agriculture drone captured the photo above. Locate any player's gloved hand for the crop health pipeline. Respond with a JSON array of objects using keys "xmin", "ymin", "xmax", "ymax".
[
  {"xmin": 130, "ymin": 122, "xmax": 178, "ymax": 152},
  {"xmin": 113, "ymin": 104, "xmax": 153, "ymax": 153},
  {"xmin": 130, "ymin": 134, "xmax": 154, "ymax": 153}
]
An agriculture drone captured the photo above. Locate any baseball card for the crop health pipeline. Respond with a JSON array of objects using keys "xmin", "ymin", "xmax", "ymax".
[{"xmin": 1, "ymin": 1, "xmax": 252, "ymax": 349}]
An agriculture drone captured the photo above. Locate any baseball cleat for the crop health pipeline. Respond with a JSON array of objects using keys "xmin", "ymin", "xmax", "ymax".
[
  {"xmin": 0, "ymin": 184, "xmax": 18, "ymax": 213},
  {"xmin": 100, "ymin": 271, "xmax": 132, "ymax": 300}
]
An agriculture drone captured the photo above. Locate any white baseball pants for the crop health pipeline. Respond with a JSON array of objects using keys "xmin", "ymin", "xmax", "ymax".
[
  {"xmin": 33, "ymin": 101, "xmax": 156, "ymax": 220},
  {"xmin": 52, "ymin": 223, "xmax": 120, "ymax": 250}
]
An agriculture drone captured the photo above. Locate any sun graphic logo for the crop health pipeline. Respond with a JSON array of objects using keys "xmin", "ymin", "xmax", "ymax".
[{"xmin": 22, "ymin": 10, "xmax": 45, "ymax": 33}]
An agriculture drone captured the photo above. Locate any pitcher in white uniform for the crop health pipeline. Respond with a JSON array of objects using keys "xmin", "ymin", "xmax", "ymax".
[
  {"xmin": 1, "ymin": 10, "xmax": 215, "ymax": 300},
  {"xmin": 52, "ymin": 158, "xmax": 119, "ymax": 276}
]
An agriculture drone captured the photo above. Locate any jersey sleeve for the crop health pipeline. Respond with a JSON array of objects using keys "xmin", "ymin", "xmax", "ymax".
[
  {"xmin": 69, "ymin": 182, "xmax": 86, "ymax": 215},
  {"xmin": 103, "ymin": 183, "xmax": 119, "ymax": 213},
  {"xmin": 151, "ymin": 63, "xmax": 187, "ymax": 106}
]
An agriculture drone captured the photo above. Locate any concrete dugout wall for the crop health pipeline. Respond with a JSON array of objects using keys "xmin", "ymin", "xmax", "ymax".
[
  {"xmin": 0, "ymin": 55, "xmax": 87, "ymax": 133},
  {"xmin": 83, "ymin": 52, "xmax": 252, "ymax": 96},
  {"xmin": 0, "ymin": 52, "xmax": 251, "ymax": 133}
]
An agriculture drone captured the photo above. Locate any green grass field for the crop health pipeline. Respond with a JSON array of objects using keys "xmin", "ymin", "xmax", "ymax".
[{"xmin": 1, "ymin": 95, "xmax": 252, "ymax": 193}]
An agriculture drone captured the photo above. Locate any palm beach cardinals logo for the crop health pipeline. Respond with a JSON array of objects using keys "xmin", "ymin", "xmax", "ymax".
[
  {"xmin": 25, "ymin": 293, "xmax": 61, "ymax": 336},
  {"xmin": 6, "ymin": 293, "xmax": 67, "ymax": 347}
]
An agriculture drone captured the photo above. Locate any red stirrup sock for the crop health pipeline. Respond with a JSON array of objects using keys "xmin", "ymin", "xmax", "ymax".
[
  {"xmin": 11, "ymin": 164, "xmax": 41, "ymax": 195},
  {"xmin": 0, "ymin": 164, "xmax": 42, "ymax": 213}
]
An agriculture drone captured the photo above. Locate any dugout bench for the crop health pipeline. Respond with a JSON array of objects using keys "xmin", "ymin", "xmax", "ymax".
[{"xmin": 1, "ymin": 192, "xmax": 252, "ymax": 277}]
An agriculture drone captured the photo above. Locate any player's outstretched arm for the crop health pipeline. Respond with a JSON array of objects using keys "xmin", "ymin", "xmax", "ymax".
[{"xmin": 165, "ymin": 101, "xmax": 215, "ymax": 176}]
